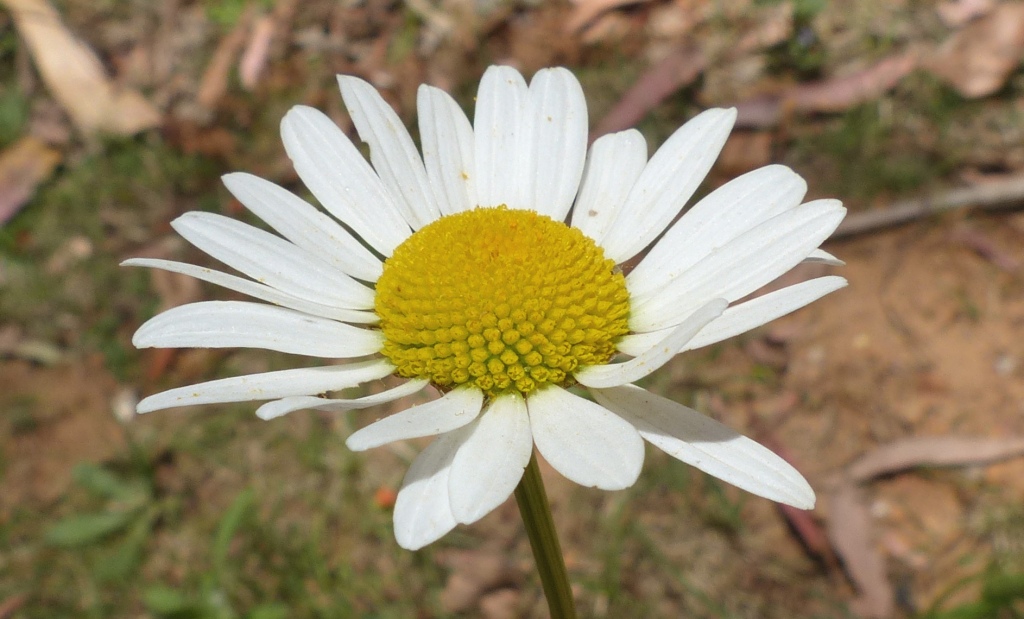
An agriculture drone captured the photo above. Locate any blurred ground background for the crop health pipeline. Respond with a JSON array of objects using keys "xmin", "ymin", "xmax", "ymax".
[{"xmin": 1, "ymin": 0, "xmax": 1024, "ymax": 617}]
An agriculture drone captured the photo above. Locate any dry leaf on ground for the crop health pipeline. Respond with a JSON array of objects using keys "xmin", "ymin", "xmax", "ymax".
[
  {"xmin": 592, "ymin": 3, "xmax": 794, "ymax": 136},
  {"xmin": 479, "ymin": 589, "xmax": 521, "ymax": 619},
  {"xmin": 197, "ymin": 5, "xmax": 255, "ymax": 109},
  {"xmin": 0, "ymin": 327, "xmax": 19, "ymax": 356},
  {"xmin": 750, "ymin": 425, "xmax": 837, "ymax": 566},
  {"xmin": 735, "ymin": 52, "xmax": 919, "ymax": 128},
  {"xmin": 779, "ymin": 502, "xmax": 836, "ymax": 566},
  {"xmin": 0, "ymin": 136, "xmax": 60, "ymax": 226},
  {"xmin": 733, "ymin": 2, "xmax": 792, "ymax": 54},
  {"xmin": 950, "ymin": 226, "xmax": 1020, "ymax": 271},
  {"xmin": 936, "ymin": 0, "xmax": 995, "ymax": 27},
  {"xmin": 0, "ymin": 594, "xmax": 27, "ymax": 619},
  {"xmin": 791, "ymin": 51, "xmax": 919, "ymax": 112},
  {"xmin": 239, "ymin": 14, "xmax": 275, "ymax": 90},
  {"xmin": 565, "ymin": 0, "xmax": 654, "ymax": 34},
  {"xmin": 240, "ymin": 0, "xmax": 302, "ymax": 91},
  {"xmin": 847, "ymin": 436, "xmax": 1024, "ymax": 482},
  {"xmin": 925, "ymin": 2, "xmax": 1024, "ymax": 98},
  {"xmin": 592, "ymin": 45, "xmax": 706, "ymax": 139},
  {"xmin": 438, "ymin": 550, "xmax": 519, "ymax": 613},
  {"xmin": 2, "ymin": 0, "xmax": 161, "ymax": 135},
  {"xmin": 827, "ymin": 483, "xmax": 894, "ymax": 619}
]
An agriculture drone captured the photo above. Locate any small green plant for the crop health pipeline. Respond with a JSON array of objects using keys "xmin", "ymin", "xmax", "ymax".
[
  {"xmin": 141, "ymin": 489, "xmax": 288, "ymax": 619},
  {"xmin": 205, "ymin": 0, "xmax": 274, "ymax": 26},
  {"xmin": 0, "ymin": 86, "xmax": 28, "ymax": 144},
  {"xmin": 701, "ymin": 478, "xmax": 746, "ymax": 535},
  {"xmin": 920, "ymin": 566, "xmax": 1024, "ymax": 619},
  {"xmin": 45, "ymin": 462, "xmax": 164, "ymax": 582}
]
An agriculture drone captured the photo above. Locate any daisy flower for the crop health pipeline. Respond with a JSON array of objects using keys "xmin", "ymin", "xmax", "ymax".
[{"xmin": 127, "ymin": 66, "xmax": 846, "ymax": 551}]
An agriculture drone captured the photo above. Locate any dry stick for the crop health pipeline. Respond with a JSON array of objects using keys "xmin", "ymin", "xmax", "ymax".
[{"xmin": 832, "ymin": 174, "xmax": 1024, "ymax": 238}]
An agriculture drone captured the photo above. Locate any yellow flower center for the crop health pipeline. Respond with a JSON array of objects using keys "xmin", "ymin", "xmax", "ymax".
[{"xmin": 375, "ymin": 207, "xmax": 630, "ymax": 398}]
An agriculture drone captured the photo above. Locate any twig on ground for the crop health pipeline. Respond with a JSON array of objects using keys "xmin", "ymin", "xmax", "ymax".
[{"xmin": 832, "ymin": 174, "xmax": 1024, "ymax": 238}]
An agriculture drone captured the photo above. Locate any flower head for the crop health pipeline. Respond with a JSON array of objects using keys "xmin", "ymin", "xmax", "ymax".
[{"xmin": 128, "ymin": 66, "xmax": 846, "ymax": 550}]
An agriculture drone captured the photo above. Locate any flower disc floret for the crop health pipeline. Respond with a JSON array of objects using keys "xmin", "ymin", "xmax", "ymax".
[{"xmin": 375, "ymin": 207, "xmax": 630, "ymax": 397}]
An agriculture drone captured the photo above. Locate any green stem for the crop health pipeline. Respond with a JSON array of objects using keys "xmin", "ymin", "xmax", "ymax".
[{"xmin": 514, "ymin": 451, "xmax": 578, "ymax": 619}]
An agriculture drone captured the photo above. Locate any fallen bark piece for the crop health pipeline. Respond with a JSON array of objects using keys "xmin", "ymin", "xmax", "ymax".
[
  {"xmin": 2, "ymin": 0, "xmax": 161, "ymax": 135},
  {"xmin": 848, "ymin": 436, "xmax": 1024, "ymax": 483}
]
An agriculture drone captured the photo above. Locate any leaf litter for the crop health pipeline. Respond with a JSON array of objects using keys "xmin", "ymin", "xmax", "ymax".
[
  {"xmin": 1, "ymin": 0, "xmax": 161, "ymax": 135},
  {"xmin": 0, "ymin": 136, "xmax": 60, "ymax": 226},
  {"xmin": 925, "ymin": 2, "xmax": 1024, "ymax": 98}
]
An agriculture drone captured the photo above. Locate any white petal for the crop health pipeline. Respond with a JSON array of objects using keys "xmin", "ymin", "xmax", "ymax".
[
  {"xmin": 803, "ymin": 248, "xmax": 845, "ymax": 266},
  {"xmin": 222, "ymin": 172, "xmax": 383, "ymax": 282},
  {"xmin": 346, "ymin": 387, "xmax": 484, "ymax": 451},
  {"xmin": 600, "ymin": 108, "xmax": 737, "ymax": 263},
  {"xmin": 593, "ymin": 384, "xmax": 815, "ymax": 509},
  {"xmin": 684, "ymin": 276, "xmax": 847, "ymax": 351},
  {"xmin": 172, "ymin": 212, "xmax": 374, "ymax": 310},
  {"xmin": 133, "ymin": 301, "xmax": 383, "ymax": 358},
  {"xmin": 526, "ymin": 385, "xmax": 643, "ymax": 490},
  {"xmin": 630, "ymin": 200, "xmax": 846, "ymax": 332},
  {"xmin": 254, "ymin": 379, "xmax": 429, "ymax": 420},
  {"xmin": 136, "ymin": 360, "xmax": 394, "ymax": 414},
  {"xmin": 520, "ymin": 68, "xmax": 588, "ymax": 221},
  {"xmin": 627, "ymin": 165, "xmax": 806, "ymax": 300},
  {"xmin": 570, "ymin": 129, "xmax": 647, "ymax": 242},
  {"xmin": 576, "ymin": 299, "xmax": 727, "ymax": 388},
  {"xmin": 393, "ymin": 428, "xmax": 466, "ymax": 550},
  {"xmin": 418, "ymin": 85, "xmax": 477, "ymax": 215},
  {"xmin": 123, "ymin": 258, "xmax": 378, "ymax": 324},
  {"xmin": 339, "ymin": 75, "xmax": 441, "ymax": 229},
  {"xmin": 281, "ymin": 105, "xmax": 411, "ymax": 255},
  {"xmin": 473, "ymin": 66, "xmax": 528, "ymax": 209},
  {"xmin": 618, "ymin": 276, "xmax": 848, "ymax": 356},
  {"xmin": 615, "ymin": 328, "xmax": 669, "ymax": 357},
  {"xmin": 448, "ymin": 393, "xmax": 533, "ymax": 525}
]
